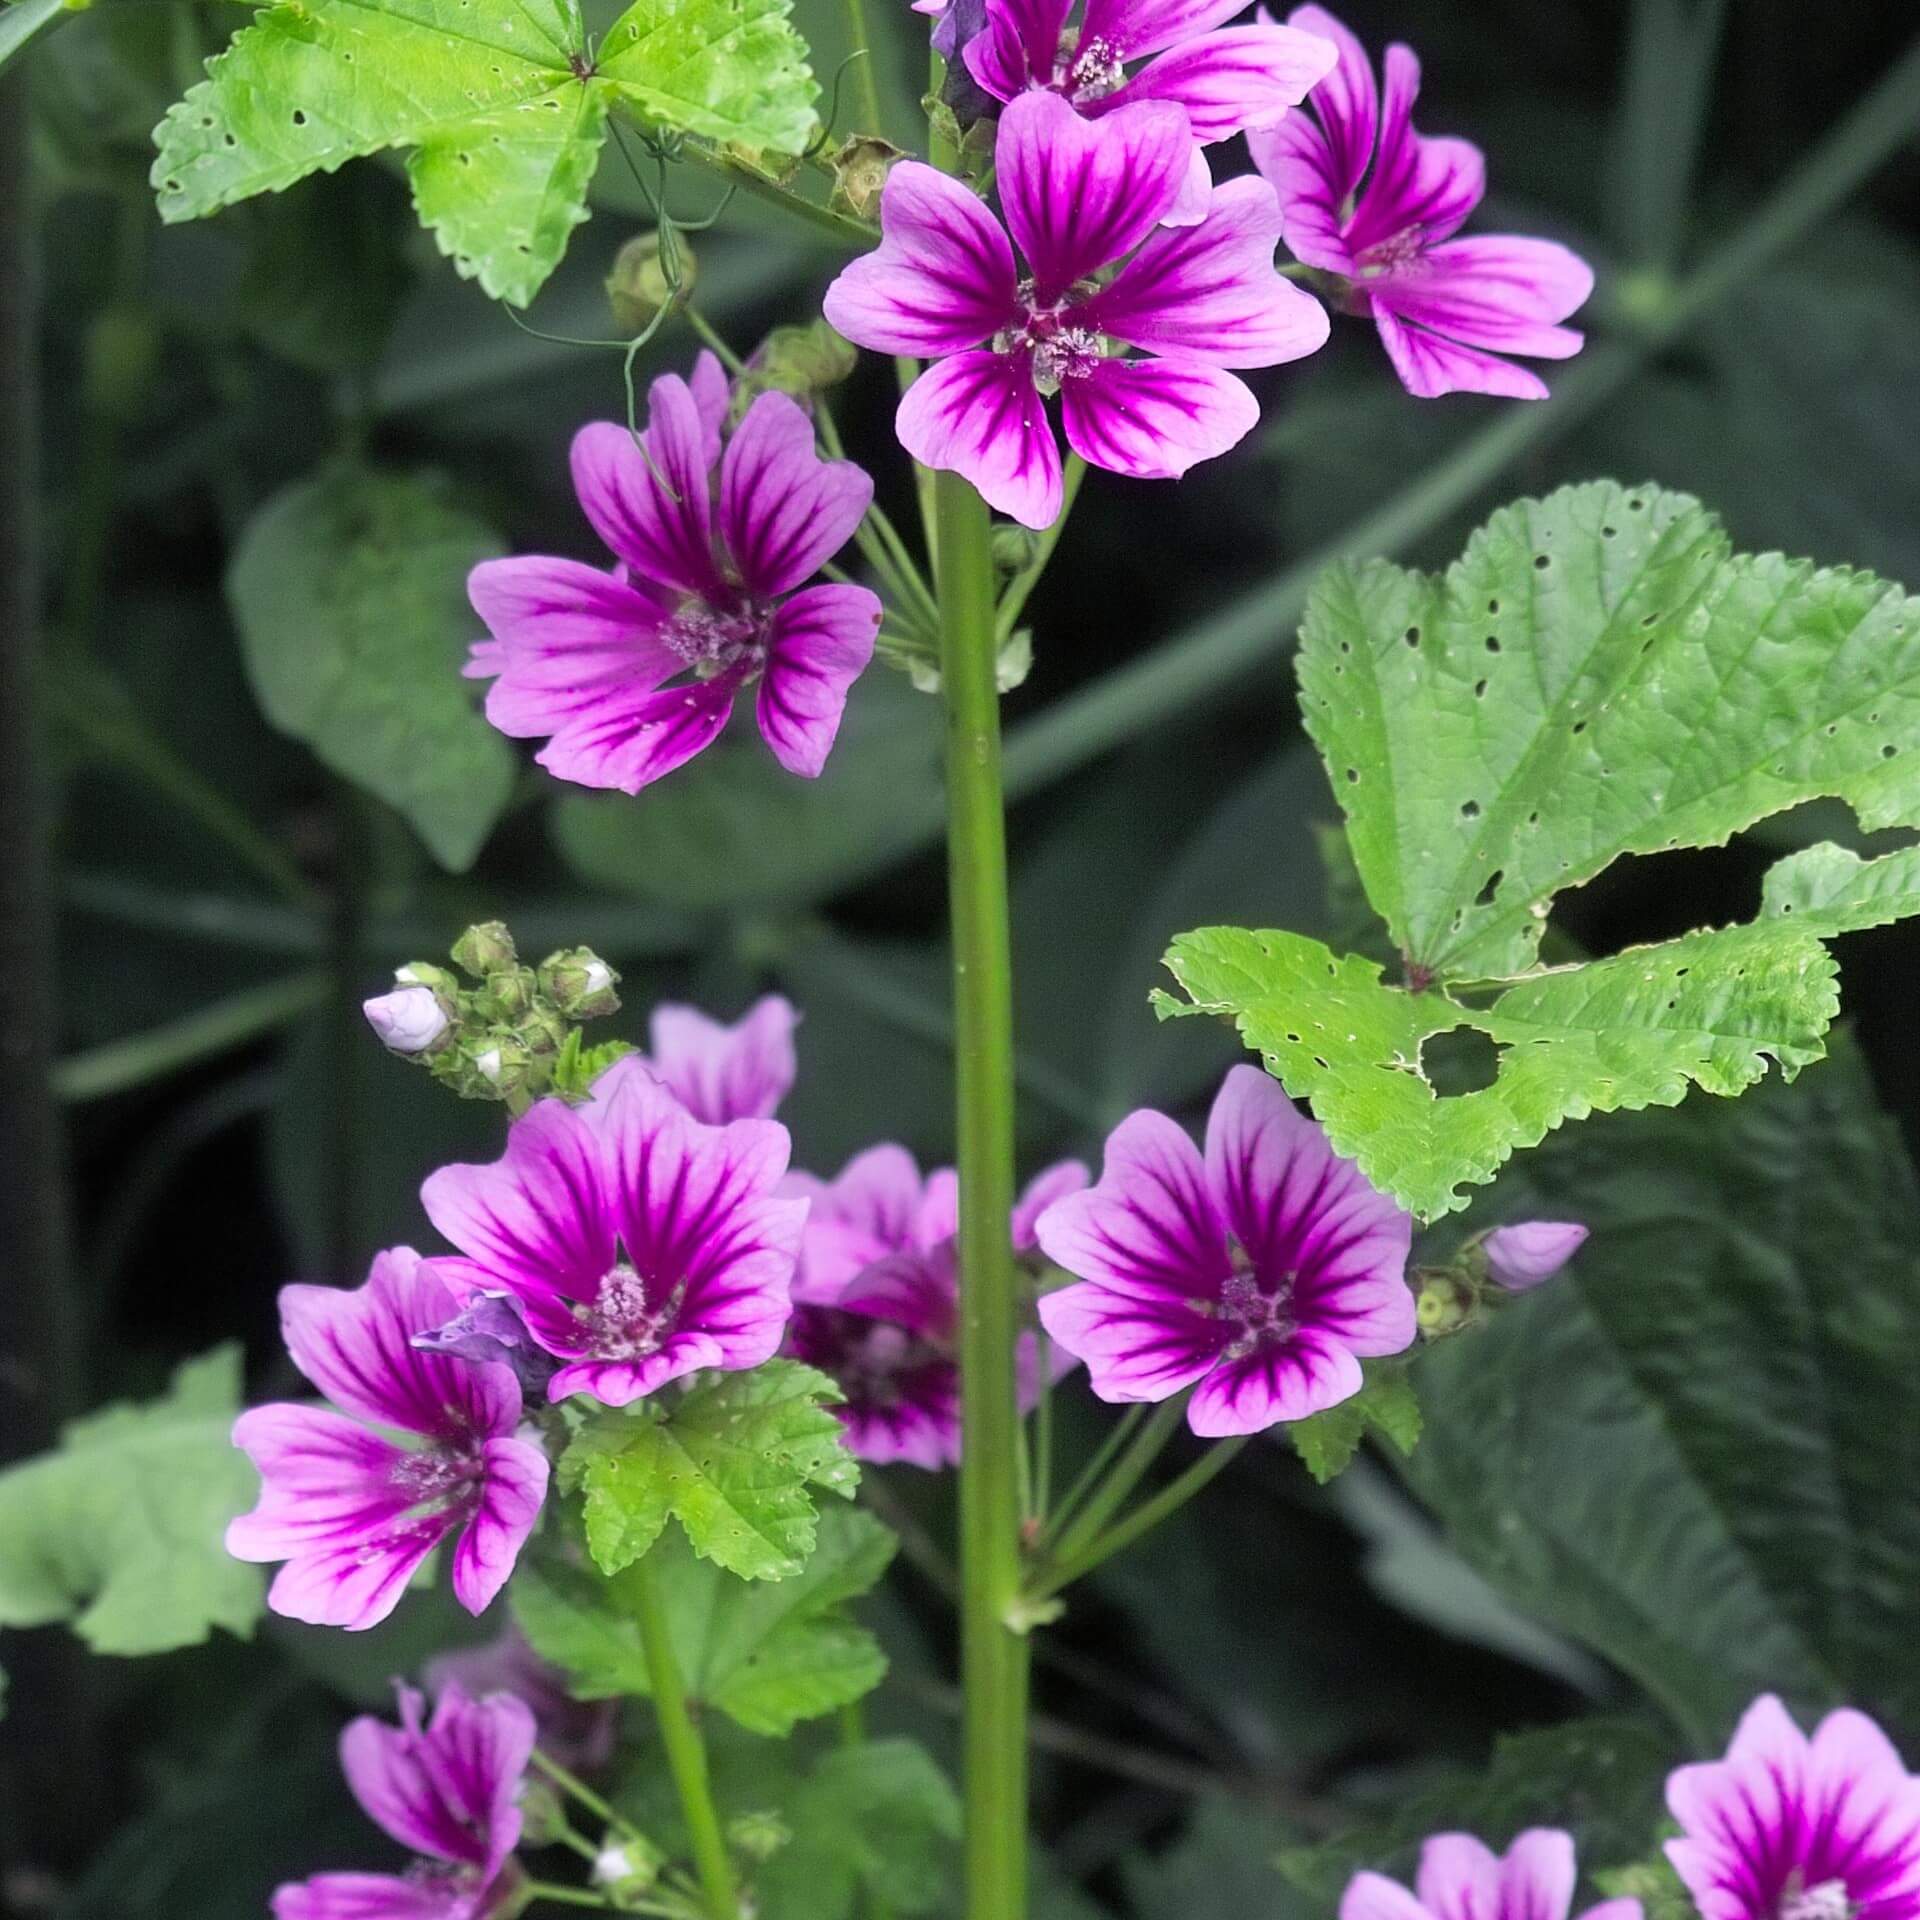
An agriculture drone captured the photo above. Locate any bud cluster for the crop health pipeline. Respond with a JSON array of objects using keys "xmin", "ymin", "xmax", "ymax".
[{"xmin": 362, "ymin": 920, "xmax": 622, "ymax": 1110}]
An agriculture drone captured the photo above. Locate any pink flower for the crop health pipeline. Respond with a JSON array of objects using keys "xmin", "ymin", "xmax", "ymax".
[
  {"xmin": 466, "ymin": 350, "xmax": 882, "ymax": 792},
  {"xmin": 823, "ymin": 90, "xmax": 1328, "ymax": 529},
  {"xmin": 1341, "ymin": 1830, "xmax": 1642, "ymax": 1920},
  {"xmin": 1034, "ymin": 1065, "xmax": 1415, "ymax": 1436},
  {"xmin": 965, "ymin": 0, "xmax": 1336, "ymax": 223},
  {"xmin": 1248, "ymin": 6, "xmax": 1593, "ymax": 400},
  {"xmin": 227, "ymin": 1249, "xmax": 550, "ymax": 1632},
  {"xmin": 427, "ymin": 1629, "xmax": 617, "ymax": 1775},
  {"xmin": 1482, "ymin": 1220, "xmax": 1587, "ymax": 1292},
  {"xmin": 419, "ymin": 1056, "xmax": 807, "ymax": 1408},
  {"xmin": 1666, "ymin": 1695, "xmax": 1920, "ymax": 1920},
  {"xmin": 272, "ymin": 1682, "xmax": 535, "ymax": 1920},
  {"xmin": 784, "ymin": 1147, "xmax": 1085, "ymax": 1467},
  {"xmin": 641, "ymin": 994, "xmax": 798, "ymax": 1124}
]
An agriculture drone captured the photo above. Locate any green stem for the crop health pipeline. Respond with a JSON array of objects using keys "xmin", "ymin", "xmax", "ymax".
[
  {"xmin": 935, "ymin": 466, "xmax": 1028, "ymax": 1920},
  {"xmin": 1042, "ymin": 1396, "xmax": 1184, "ymax": 1571},
  {"xmin": 630, "ymin": 1557, "xmax": 738, "ymax": 1920},
  {"xmin": 840, "ymin": 0, "xmax": 888, "ymax": 136},
  {"xmin": 1037, "ymin": 1404, "xmax": 1144, "ymax": 1552},
  {"xmin": 516, "ymin": 1884, "xmax": 615, "ymax": 1912},
  {"xmin": 530, "ymin": 1750, "xmax": 644, "ymax": 1844},
  {"xmin": 995, "ymin": 455, "xmax": 1085, "ymax": 645},
  {"xmin": 679, "ymin": 141, "xmax": 877, "ymax": 251},
  {"xmin": 1029, "ymin": 1438, "xmax": 1247, "ymax": 1603}
]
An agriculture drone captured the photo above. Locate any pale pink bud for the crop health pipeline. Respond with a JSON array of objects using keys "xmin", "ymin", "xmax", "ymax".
[
  {"xmin": 1483, "ymin": 1222, "xmax": 1588, "ymax": 1292},
  {"xmin": 362, "ymin": 984, "xmax": 450, "ymax": 1056}
]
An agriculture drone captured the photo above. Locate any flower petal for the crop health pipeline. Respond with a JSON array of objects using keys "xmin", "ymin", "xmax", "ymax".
[
  {"xmin": 720, "ymin": 392, "xmax": 875, "ymax": 597},
  {"xmin": 1666, "ymin": 1695, "xmax": 1810, "ymax": 1920},
  {"xmin": 1060, "ymin": 356, "xmax": 1260, "ymax": 481},
  {"xmin": 1080, "ymin": 0, "xmax": 1247, "ymax": 64},
  {"xmin": 1260, "ymin": 5, "xmax": 1380, "ymax": 256},
  {"xmin": 1375, "ymin": 235, "xmax": 1593, "ymax": 355},
  {"xmin": 1341, "ymin": 1871, "xmax": 1433, "ymax": 1920},
  {"xmin": 643, "ymin": 996, "xmax": 801, "ymax": 1127},
  {"xmin": 1342, "ymin": 44, "xmax": 1484, "ymax": 256},
  {"xmin": 689, "ymin": 349, "xmax": 730, "ymax": 462},
  {"xmin": 997, "ymin": 91, "xmax": 1190, "ymax": 297},
  {"xmin": 413, "ymin": 1683, "xmax": 539, "ymax": 1881},
  {"xmin": 896, "ymin": 350, "xmax": 1063, "ymax": 531},
  {"xmin": 963, "ymin": 0, "xmax": 1072, "ymax": 99},
  {"xmin": 1037, "ymin": 1278, "xmax": 1221, "ymax": 1402},
  {"xmin": 1373, "ymin": 305, "xmax": 1550, "ymax": 401},
  {"xmin": 533, "ymin": 674, "xmax": 738, "ymax": 792},
  {"xmin": 756, "ymin": 582, "xmax": 884, "ymax": 778},
  {"xmin": 340, "ymin": 1686, "xmax": 477, "ymax": 1864},
  {"xmin": 450, "ymin": 1436, "xmax": 550, "ymax": 1618},
  {"xmin": 791, "ymin": 1143, "xmax": 928, "ymax": 1300},
  {"xmin": 1012, "ymin": 1159, "xmax": 1090, "ymax": 1252},
  {"xmin": 823, "ymin": 161, "xmax": 1021, "ymax": 356},
  {"xmin": 1497, "ymin": 1830, "xmax": 1578, "ymax": 1920},
  {"xmin": 272, "ymin": 1872, "xmax": 471, "ymax": 1920},
  {"xmin": 1082, "ymin": 175, "xmax": 1329, "ymax": 367},
  {"xmin": 570, "ymin": 377, "xmax": 723, "ymax": 598},
  {"xmin": 836, "ymin": 1242, "xmax": 960, "ymax": 1342},
  {"xmin": 1112, "ymin": 21, "xmax": 1338, "ymax": 142},
  {"xmin": 1482, "ymin": 1221, "xmax": 1588, "ymax": 1292},
  {"xmin": 1188, "ymin": 1324, "xmax": 1363, "ymax": 1433},
  {"xmin": 1417, "ymin": 1834, "xmax": 1507, "ymax": 1920}
]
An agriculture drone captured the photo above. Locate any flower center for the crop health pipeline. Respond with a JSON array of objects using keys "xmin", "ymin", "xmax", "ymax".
[
  {"xmin": 583, "ymin": 1261, "xmax": 687, "ymax": 1361},
  {"xmin": 1061, "ymin": 30, "xmax": 1126, "ymax": 103},
  {"xmin": 1356, "ymin": 226, "xmax": 1430, "ymax": 278},
  {"xmin": 840, "ymin": 1320, "xmax": 948, "ymax": 1406},
  {"xmin": 1208, "ymin": 1238, "xmax": 1299, "ymax": 1360},
  {"xmin": 388, "ymin": 1443, "xmax": 484, "ymax": 1510},
  {"xmin": 1001, "ymin": 288, "xmax": 1110, "ymax": 395},
  {"xmin": 1781, "ymin": 1878, "xmax": 1855, "ymax": 1920},
  {"xmin": 662, "ymin": 601, "xmax": 764, "ymax": 681}
]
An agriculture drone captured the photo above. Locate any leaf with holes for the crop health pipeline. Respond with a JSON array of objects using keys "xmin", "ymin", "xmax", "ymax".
[
  {"xmin": 151, "ymin": 0, "xmax": 819, "ymax": 306},
  {"xmin": 560, "ymin": 1360, "xmax": 860, "ymax": 1581},
  {"xmin": 1157, "ymin": 481, "xmax": 1920, "ymax": 1216}
]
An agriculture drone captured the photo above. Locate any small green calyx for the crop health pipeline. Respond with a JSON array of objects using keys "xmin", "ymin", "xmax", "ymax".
[
  {"xmin": 727, "ymin": 1809, "xmax": 792, "ymax": 1862},
  {"xmin": 1414, "ymin": 1267, "xmax": 1481, "ymax": 1339},
  {"xmin": 605, "ymin": 230, "xmax": 695, "ymax": 333},
  {"xmin": 730, "ymin": 318, "xmax": 858, "ymax": 425},
  {"xmin": 828, "ymin": 134, "xmax": 905, "ymax": 218}
]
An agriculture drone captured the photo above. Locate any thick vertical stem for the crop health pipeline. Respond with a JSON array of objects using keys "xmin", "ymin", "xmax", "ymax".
[
  {"xmin": 935, "ymin": 467, "xmax": 1028, "ymax": 1920},
  {"xmin": 630, "ymin": 1557, "xmax": 738, "ymax": 1920}
]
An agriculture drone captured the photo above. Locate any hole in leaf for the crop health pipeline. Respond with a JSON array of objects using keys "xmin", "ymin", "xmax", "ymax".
[
  {"xmin": 1404, "ymin": 626, "xmax": 1421, "ymax": 648},
  {"xmin": 1474, "ymin": 678, "xmax": 1488, "ymax": 697},
  {"xmin": 1534, "ymin": 554, "xmax": 1550, "ymax": 570},
  {"xmin": 1628, "ymin": 496, "xmax": 1645, "ymax": 511},
  {"xmin": 1421, "ymin": 1027, "xmax": 1503, "ymax": 1095},
  {"xmin": 1884, "ymin": 744, "xmax": 1897, "ymax": 759},
  {"xmin": 1460, "ymin": 800, "xmax": 1480, "ymax": 819},
  {"xmin": 1346, "ymin": 767, "xmax": 1360, "ymax": 784},
  {"xmin": 1475, "ymin": 868, "xmax": 1504, "ymax": 907},
  {"xmin": 1602, "ymin": 525, "xmax": 1617, "ymax": 538},
  {"xmin": 1571, "ymin": 719, "xmax": 1588, "ymax": 735},
  {"xmin": 1487, "ymin": 598, "xmax": 1500, "ymax": 615},
  {"xmin": 1485, "ymin": 635, "xmax": 1500, "ymax": 652}
]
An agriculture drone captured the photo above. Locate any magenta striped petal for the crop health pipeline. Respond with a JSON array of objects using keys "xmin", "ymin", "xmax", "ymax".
[
  {"xmin": 1012, "ymin": 1160, "xmax": 1089, "ymax": 1253},
  {"xmin": 1372, "ymin": 306, "xmax": 1550, "ymax": 400},
  {"xmin": 789, "ymin": 1143, "xmax": 931, "ymax": 1301},
  {"xmin": 996, "ymin": 91, "xmax": 1189, "ymax": 299},
  {"xmin": 897, "ymin": 349, "xmax": 1063, "ymax": 530},
  {"xmin": 756, "ymin": 583, "xmax": 883, "ymax": 778},
  {"xmin": 822, "ymin": 161, "xmax": 1021, "ymax": 357},
  {"xmin": 531, "ymin": 673, "xmax": 738, "ymax": 792},
  {"xmin": 1037, "ymin": 1280, "xmax": 1222, "ymax": 1401},
  {"xmin": 641, "ymin": 995, "xmax": 799, "ymax": 1126},
  {"xmin": 273, "ymin": 1871, "xmax": 484, "ymax": 1920},
  {"xmin": 719, "ymin": 393, "xmax": 874, "ymax": 599},
  {"xmin": 1079, "ymin": 0, "xmax": 1245, "ymax": 63},
  {"xmin": 1082, "ymin": 175, "xmax": 1328, "ymax": 368},
  {"xmin": 1375, "ymin": 235, "xmax": 1594, "ymax": 354},
  {"xmin": 1111, "ymin": 20, "xmax": 1337, "ymax": 141},
  {"xmin": 1342, "ymin": 43, "xmax": 1484, "ymax": 256},
  {"xmin": 964, "ymin": 0, "xmax": 1070, "ymax": 97},
  {"xmin": 1060, "ymin": 355, "xmax": 1260, "ymax": 481},
  {"xmin": 449, "ymin": 1436, "xmax": 549, "ymax": 1616},
  {"xmin": 687, "ymin": 348, "xmax": 730, "ymax": 465},
  {"xmin": 1187, "ymin": 1324, "xmax": 1361, "ymax": 1433},
  {"xmin": 1281, "ymin": 5, "xmax": 1377, "ymax": 212}
]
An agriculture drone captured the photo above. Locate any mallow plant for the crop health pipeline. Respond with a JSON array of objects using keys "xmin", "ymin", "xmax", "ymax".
[{"xmin": 7, "ymin": 2, "xmax": 1920, "ymax": 1919}]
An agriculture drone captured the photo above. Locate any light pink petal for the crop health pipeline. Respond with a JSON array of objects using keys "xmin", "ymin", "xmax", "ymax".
[
  {"xmin": 1373, "ymin": 305, "xmax": 1550, "ymax": 401},
  {"xmin": 688, "ymin": 349, "xmax": 730, "ymax": 463},
  {"xmin": 227, "ymin": 1405, "xmax": 420, "ymax": 1552},
  {"xmin": 1498, "ymin": 1830, "xmax": 1578, "ymax": 1920},
  {"xmin": 533, "ymin": 672, "xmax": 737, "ymax": 792},
  {"xmin": 569, "ymin": 379, "xmax": 722, "ymax": 599},
  {"xmin": 962, "ymin": 0, "xmax": 1072, "ymax": 99},
  {"xmin": 1377, "ymin": 235, "xmax": 1594, "ymax": 354},
  {"xmin": 549, "ymin": 1329, "xmax": 730, "ymax": 1408},
  {"xmin": 1575, "ymin": 1903, "xmax": 1643, "ymax": 1920},
  {"xmin": 1343, "ymin": 43, "xmax": 1484, "ymax": 256},
  {"xmin": 272, "ymin": 1872, "xmax": 467, "ymax": 1920},
  {"xmin": 756, "ymin": 583, "xmax": 883, "ymax": 778},
  {"xmin": 1060, "ymin": 356, "xmax": 1260, "ymax": 481},
  {"xmin": 1418, "ymin": 1834, "xmax": 1506, "ymax": 1920},
  {"xmin": 1082, "ymin": 175, "xmax": 1330, "ymax": 367},
  {"xmin": 467, "ymin": 558, "xmax": 678, "ymax": 739},
  {"xmin": 896, "ymin": 350, "xmax": 1063, "ymax": 532},
  {"xmin": 1283, "ymin": 5, "xmax": 1380, "ymax": 211},
  {"xmin": 278, "ymin": 1249, "xmax": 519, "ymax": 1441},
  {"xmin": 1483, "ymin": 1221, "xmax": 1588, "ymax": 1292},
  {"xmin": 918, "ymin": 1168, "xmax": 960, "ymax": 1249},
  {"xmin": 837, "ymin": 1243, "xmax": 960, "ymax": 1343},
  {"xmin": 822, "ymin": 161, "xmax": 1021, "ymax": 357},
  {"xmin": 792, "ymin": 1143, "xmax": 927, "ymax": 1300},
  {"xmin": 1080, "ymin": 0, "xmax": 1248, "ymax": 63},
  {"xmin": 1157, "ymin": 141, "xmax": 1214, "ymax": 226},
  {"xmin": 719, "ymin": 392, "xmax": 874, "ymax": 597},
  {"xmin": 1012, "ymin": 1160, "xmax": 1089, "ymax": 1253},
  {"xmin": 644, "ymin": 996, "xmax": 801, "ymax": 1126},
  {"xmin": 1187, "ymin": 1324, "xmax": 1363, "ymax": 1434},
  {"xmin": 1342, "ymin": 1872, "xmax": 1433, "ymax": 1920},
  {"xmin": 450, "ymin": 1436, "xmax": 549, "ymax": 1618},
  {"xmin": 1804, "ymin": 1709, "xmax": 1920, "ymax": 1911},
  {"xmin": 1247, "ymin": 100, "xmax": 1358, "ymax": 274},
  {"xmin": 1666, "ymin": 1695, "xmax": 1809, "ymax": 1920},
  {"xmin": 1037, "ymin": 1278, "xmax": 1221, "ymax": 1402},
  {"xmin": 415, "ymin": 1683, "xmax": 539, "ymax": 1880},
  {"xmin": 1112, "ymin": 22, "xmax": 1338, "ymax": 142},
  {"xmin": 996, "ymin": 91, "xmax": 1191, "ymax": 296},
  {"xmin": 341, "ymin": 1688, "xmax": 476, "ymax": 1864}
]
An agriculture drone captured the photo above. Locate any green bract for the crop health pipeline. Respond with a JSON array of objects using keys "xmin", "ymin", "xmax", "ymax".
[
  {"xmin": 561, "ymin": 1360, "xmax": 861, "ymax": 1581},
  {"xmin": 1157, "ymin": 481, "xmax": 1920, "ymax": 1216},
  {"xmin": 1288, "ymin": 1368, "xmax": 1421, "ymax": 1485},
  {"xmin": 150, "ymin": 0, "xmax": 820, "ymax": 305},
  {"xmin": 0, "ymin": 1347, "xmax": 264, "ymax": 1656}
]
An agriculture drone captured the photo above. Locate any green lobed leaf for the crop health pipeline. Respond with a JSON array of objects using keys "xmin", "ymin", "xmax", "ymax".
[
  {"xmin": 1290, "ymin": 1368, "xmax": 1421, "ymax": 1484},
  {"xmin": 227, "ymin": 462, "xmax": 514, "ymax": 872},
  {"xmin": 151, "ymin": 0, "xmax": 817, "ymax": 306},
  {"xmin": 1401, "ymin": 1033, "xmax": 1920, "ymax": 1745},
  {"xmin": 513, "ymin": 1505, "xmax": 895, "ymax": 1734},
  {"xmin": 1159, "ymin": 481, "xmax": 1920, "ymax": 1216},
  {"xmin": 560, "ymin": 1360, "xmax": 860, "ymax": 1580},
  {"xmin": 0, "ymin": 1347, "xmax": 264, "ymax": 1655}
]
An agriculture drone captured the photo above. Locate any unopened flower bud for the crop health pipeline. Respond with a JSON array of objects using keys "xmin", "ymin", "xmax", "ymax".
[
  {"xmin": 396, "ymin": 960, "xmax": 460, "ymax": 996},
  {"xmin": 362, "ymin": 984, "xmax": 452, "ymax": 1056},
  {"xmin": 478, "ymin": 964, "xmax": 539, "ymax": 1021},
  {"xmin": 1481, "ymin": 1221, "xmax": 1588, "ymax": 1293},
  {"xmin": 592, "ymin": 1837, "xmax": 666, "ymax": 1902},
  {"xmin": 450, "ymin": 1032, "xmax": 534, "ymax": 1103},
  {"xmin": 991, "ymin": 524, "xmax": 1041, "ymax": 575},
  {"xmin": 413, "ymin": 1290, "xmax": 558, "ymax": 1396},
  {"xmin": 606, "ymin": 231, "xmax": 694, "ymax": 334},
  {"xmin": 1414, "ymin": 1269, "xmax": 1477, "ymax": 1339},
  {"xmin": 830, "ymin": 135, "xmax": 906, "ymax": 218},
  {"xmin": 516, "ymin": 1780, "xmax": 568, "ymax": 1847},
  {"xmin": 731, "ymin": 320, "xmax": 859, "ymax": 425},
  {"xmin": 727, "ymin": 1810, "xmax": 791, "ymax": 1862},
  {"xmin": 538, "ymin": 947, "xmax": 622, "ymax": 1019},
  {"xmin": 452, "ymin": 921, "xmax": 518, "ymax": 977}
]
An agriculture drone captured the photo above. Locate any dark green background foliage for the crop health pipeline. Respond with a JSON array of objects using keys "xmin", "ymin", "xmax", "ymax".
[{"xmin": 6, "ymin": 1, "xmax": 1920, "ymax": 1914}]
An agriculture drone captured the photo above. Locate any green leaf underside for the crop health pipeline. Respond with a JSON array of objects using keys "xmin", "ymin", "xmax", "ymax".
[
  {"xmin": 1290, "ymin": 1369, "xmax": 1421, "ymax": 1484},
  {"xmin": 0, "ymin": 1347, "xmax": 264, "ymax": 1655},
  {"xmin": 1402, "ymin": 1037, "xmax": 1920, "ymax": 1745},
  {"xmin": 227, "ymin": 462, "xmax": 514, "ymax": 871},
  {"xmin": 1159, "ymin": 481, "xmax": 1920, "ymax": 1217},
  {"xmin": 513, "ymin": 1506, "xmax": 894, "ymax": 1734},
  {"xmin": 560, "ymin": 1360, "xmax": 860, "ymax": 1581},
  {"xmin": 151, "ymin": 0, "xmax": 818, "ymax": 305}
]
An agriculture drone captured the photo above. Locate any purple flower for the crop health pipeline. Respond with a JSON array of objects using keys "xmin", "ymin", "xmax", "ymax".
[
  {"xmin": 227, "ymin": 1249, "xmax": 550, "ymax": 1632},
  {"xmin": 1341, "ymin": 1830, "xmax": 1642, "ymax": 1920},
  {"xmin": 822, "ymin": 90, "xmax": 1328, "ymax": 529},
  {"xmin": 1034, "ymin": 1066, "xmax": 1415, "ymax": 1436},
  {"xmin": 1665, "ymin": 1695, "xmax": 1920, "ymax": 1920},
  {"xmin": 965, "ymin": 0, "xmax": 1337, "ymax": 222},
  {"xmin": 642, "ymin": 994, "xmax": 798, "ymax": 1124},
  {"xmin": 272, "ymin": 1682, "xmax": 535, "ymax": 1920},
  {"xmin": 1481, "ymin": 1221, "xmax": 1587, "ymax": 1293},
  {"xmin": 427, "ymin": 1629, "xmax": 617, "ymax": 1775},
  {"xmin": 1248, "ymin": 6, "xmax": 1593, "ymax": 400},
  {"xmin": 783, "ymin": 1149, "xmax": 1084, "ymax": 1467},
  {"xmin": 364, "ymin": 984, "xmax": 451, "ymax": 1056},
  {"xmin": 419, "ymin": 1056, "xmax": 807, "ymax": 1408},
  {"xmin": 466, "ymin": 350, "xmax": 883, "ymax": 792}
]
